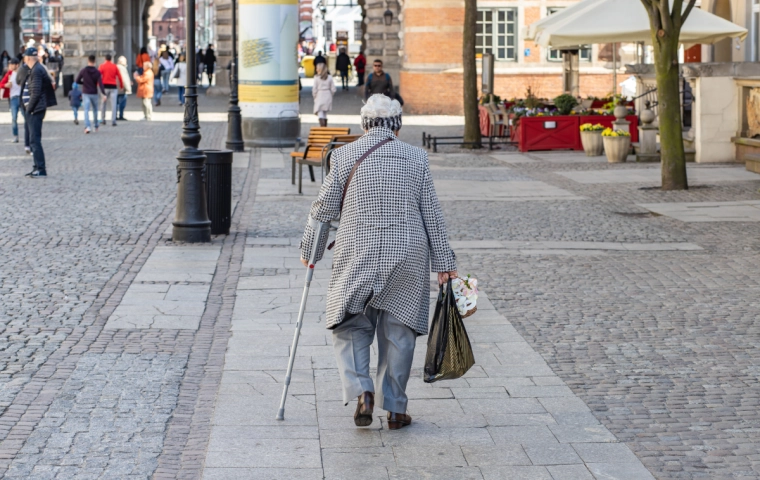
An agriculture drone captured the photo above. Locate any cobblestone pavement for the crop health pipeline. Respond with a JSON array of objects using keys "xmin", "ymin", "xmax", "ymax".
[
  {"xmin": 4, "ymin": 84, "xmax": 760, "ymax": 480},
  {"xmin": 0, "ymin": 96, "xmax": 228, "ymax": 478},
  {"xmin": 240, "ymin": 141, "xmax": 760, "ymax": 479}
]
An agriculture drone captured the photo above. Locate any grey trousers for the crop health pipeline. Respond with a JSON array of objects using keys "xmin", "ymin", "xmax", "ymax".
[{"xmin": 332, "ymin": 306, "xmax": 416, "ymax": 414}]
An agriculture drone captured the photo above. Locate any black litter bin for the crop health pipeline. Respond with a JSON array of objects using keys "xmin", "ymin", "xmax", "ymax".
[
  {"xmin": 63, "ymin": 74, "xmax": 74, "ymax": 97},
  {"xmin": 203, "ymin": 149, "xmax": 233, "ymax": 235}
]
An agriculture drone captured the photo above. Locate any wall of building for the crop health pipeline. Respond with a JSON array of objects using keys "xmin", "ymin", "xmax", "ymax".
[{"xmin": 400, "ymin": 0, "xmax": 621, "ymax": 115}]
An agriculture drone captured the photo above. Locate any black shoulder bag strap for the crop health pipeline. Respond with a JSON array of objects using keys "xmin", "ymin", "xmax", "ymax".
[{"xmin": 327, "ymin": 137, "xmax": 393, "ymax": 250}]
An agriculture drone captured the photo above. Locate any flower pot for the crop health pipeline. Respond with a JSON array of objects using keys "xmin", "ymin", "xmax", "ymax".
[
  {"xmin": 603, "ymin": 136, "xmax": 631, "ymax": 163},
  {"xmin": 580, "ymin": 131, "xmax": 604, "ymax": 156}
]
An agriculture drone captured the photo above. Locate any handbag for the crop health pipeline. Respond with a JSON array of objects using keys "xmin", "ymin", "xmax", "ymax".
[
  {"xmin": 424, "ymin": 279, "xmax": 476, "ymax": 383},
  {"xmin": 327, "ymin": 137, "xmax": 393, "ymax": 250}
]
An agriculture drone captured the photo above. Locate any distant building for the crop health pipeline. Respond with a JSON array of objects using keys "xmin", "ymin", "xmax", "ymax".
[
  {"xmin": 152, "ymin": 4, "xmax": 183, "ymax": 46},
  {"xmin": 20, "ymin": 0, "xmax": 63, "ymax": 46}
]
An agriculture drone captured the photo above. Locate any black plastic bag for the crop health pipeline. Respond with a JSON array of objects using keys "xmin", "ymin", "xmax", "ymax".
[{"xmin": 424, "ymin": 280, "xmax": 476, "ymax": 383}]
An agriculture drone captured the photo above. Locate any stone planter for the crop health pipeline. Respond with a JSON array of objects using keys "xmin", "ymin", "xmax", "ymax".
[
  {"xmin": 580, "ymin": 131, "xmax": 604, "ymax": 156},
  {"xmin": 603, "ymin": 136, "xmax": 631, "ymax": 163}
]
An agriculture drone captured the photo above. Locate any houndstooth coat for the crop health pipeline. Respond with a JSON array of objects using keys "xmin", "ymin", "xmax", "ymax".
[{"xmin": 300, "ymin": 126, "xmax": 457, "ymax": 335}]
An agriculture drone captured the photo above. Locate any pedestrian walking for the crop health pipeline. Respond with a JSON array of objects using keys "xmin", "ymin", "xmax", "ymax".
[
  {"xmin": 0, "ymin": 58, "xmax": 21, "ymax": 143},
  {"xmin": 159, "ymin": 50, "xmax": 174, "ymax": 93},
  {"xmin": 335, "ymin": 48, "xmax": 351, "ymax": 91},
  {"xmin": 313, "ymin": 63, "xmax": 336, "ymax": 127},
  {"xmin": 98, "ymin": 53, "xmax": 125, "ymax": 127},
  {"xmin": 134, "ymin": 61, "xmax": 154, "ymax": 121},
  {"xmin": 364, "ymin": 59, "xmax": 395, "ymax": 100},
  {"xmin": 15, "ymin": 60, "xmax": 31, "ymax": 154},
  {"xmin": 299, "ymin": 93, "xmax": 457, "ymax": 429},
  {"xmin": 171, "ymin": 54, "xmax": 187, "ymax": 106},
  {"xmin": 76, "ymin": 55, "xmax": 105, "ymax": 133},
  {"xmin": 196, "ymin": 48, "xmax": 205, "ymax": 84},
  {"xmin": 136, "ymin": 47, "xmax": 151, "ymax": 74},
  {"xmin": 68, "ymin": 82, "xmax": 82, "ymax": 125},
  {"xmin": 23, "ymin": 47, "xmax": 57, "ymax": 178},
  {"xmin": 353, "ymin": 50, "xmax": 366, "ymax": 87},
  {"xmin": 204, "ymin": 45, "xmax": 216, "ymax": 86},
  {"xmin": 116, "ymin": 56, "xmax": 132, "ymax": 121}
]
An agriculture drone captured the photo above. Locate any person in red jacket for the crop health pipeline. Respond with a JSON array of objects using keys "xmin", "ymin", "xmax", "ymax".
[
  {"xmin": 353, "ymin": 51, "xmax": 366, "ymax": 87},
  {"xmin": 98, "ymin": 54, "xmax": 124, "ymax": 127}
]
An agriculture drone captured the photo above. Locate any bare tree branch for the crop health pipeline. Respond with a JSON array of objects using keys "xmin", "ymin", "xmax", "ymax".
[
  {"xmin": 659, "ymin": 0, "xmax": 673, "ymax": 34},
  {"xmin": 681, "ymin": 0, "xmax": 698, "ymax": 25},
  {"xmin": 641, "ymin": 0, "xmax": 663, "ymax": 44},
  {"xmin": 672, "ymin": 0, "xmax": 684, "ymax": 29}
]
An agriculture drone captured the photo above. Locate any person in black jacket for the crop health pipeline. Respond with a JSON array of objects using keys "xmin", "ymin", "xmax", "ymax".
[
  {"xmin": 204, "ymin": 45, "xmax": 216, "ymax": 86},
  {"xmin": 335, "ymin": 48, "xmax": 351, "ymax": 91},
  {"xmin": 23, "ymin": 47, "xmax": 56, "ymax": 178}
]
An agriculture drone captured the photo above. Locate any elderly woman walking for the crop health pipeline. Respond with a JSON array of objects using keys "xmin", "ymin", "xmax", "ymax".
[
  {"xmin": 312, "ymin": 63, "xmax": 336, "ymax": 127},
  {"xmin": 299, "ymin": 94, "xmax": 458, "ymax": 429}
]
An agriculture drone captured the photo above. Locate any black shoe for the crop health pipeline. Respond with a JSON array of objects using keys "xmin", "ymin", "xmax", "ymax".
[
  {"xmin": 112, "ymin": 123, "xmax": 117, "ymax": 127},
  {"xmin": 118, "ymin": 117, "xmax": 128, "ymax": 121},
  {"xmin": 24, "ymin": 169, "xmax": 37, "ymax": 177},
  {"xmin": 29, "ymin": 170, "xmax": 46, "ymax": 178}
]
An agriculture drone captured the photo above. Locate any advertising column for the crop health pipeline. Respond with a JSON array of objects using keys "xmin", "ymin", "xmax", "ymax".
[{"xmin": 238, "ymin": 0, "xmax": 300, "ymax": 147}]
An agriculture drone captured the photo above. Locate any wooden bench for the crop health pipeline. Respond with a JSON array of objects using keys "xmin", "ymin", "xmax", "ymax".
[{"xmin": 291, "ymin": 127, "xmax": 352, "ymax": 193}]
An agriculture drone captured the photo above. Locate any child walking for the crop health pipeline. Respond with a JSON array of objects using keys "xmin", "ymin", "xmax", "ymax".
[{"xmin": 69, "ymin": 83, "xmax": 82, "ymax": 125}]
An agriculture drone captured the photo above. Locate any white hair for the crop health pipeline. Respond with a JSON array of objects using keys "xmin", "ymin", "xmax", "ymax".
[
  {"xmin": 361, "ymin": 94, "xmax": 402, "ymax": 119},
  {"xmin": 360, "ymin": 94, "xmax": 403, "ymax": 131}
]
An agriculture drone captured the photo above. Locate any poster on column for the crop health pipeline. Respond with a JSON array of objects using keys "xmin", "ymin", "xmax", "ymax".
[{"xmin": 238, "ymin": 0, "xmax": 299, "ymax": 119}]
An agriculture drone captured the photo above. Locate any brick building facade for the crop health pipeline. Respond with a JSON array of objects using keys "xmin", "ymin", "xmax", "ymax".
[{"xmin": 399, "ymin": 0, "xmax": 620, "ymax": 115}]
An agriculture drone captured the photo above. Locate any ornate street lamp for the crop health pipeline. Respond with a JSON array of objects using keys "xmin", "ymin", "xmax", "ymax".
[
  {"xmin": 172, "ymin": 0, "xmax": 211, "ymax": 243},
  {"xmin": 226, "ymin": 0, "xmax": 245, "ymax": 152},
  {"xmin": 383, "ymin": 6, "xmax": 394, "ymax": 26}
]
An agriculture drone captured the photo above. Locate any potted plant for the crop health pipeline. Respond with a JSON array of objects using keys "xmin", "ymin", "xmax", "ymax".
[
  {"xmin": 579, "ymin": 123, "xmax": 605, "ymax": 156},
  {"xmin": 553, "ymin": 93, "xmax": 579, "ymax": 116},
  {"xmin": 601, "ymin": 128, "xmax": 631, "ymax": 163}
]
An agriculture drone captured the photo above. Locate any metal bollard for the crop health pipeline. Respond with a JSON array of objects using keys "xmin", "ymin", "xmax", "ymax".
[{"xmin": 203, "ymin": 149, "xmax": 234, "ymax": 235}]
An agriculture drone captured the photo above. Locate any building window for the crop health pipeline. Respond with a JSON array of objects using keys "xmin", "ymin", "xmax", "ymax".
[
  {"xmin": 325, "ymin": 21, "xmax": 333, "ymax": 41},
  {"xmin": 476, "ymin": 9, "xmax": 517, "ymax": 61},
  {"xmin": 546, "ymin": 8, "xmax": 591, "ymax": 61},
  {"xmin": 354, "ymin": 20, "xmax": 362, "ymax": 41}
]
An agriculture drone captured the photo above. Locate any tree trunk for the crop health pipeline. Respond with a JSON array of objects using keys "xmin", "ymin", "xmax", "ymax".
[
  {"xmin": 653, "ymin": 33, "xmax": 688, "ymax": 190},
  {"xmin": 462, "ymin": 0, "xmax": 481, "ymax": 148}
]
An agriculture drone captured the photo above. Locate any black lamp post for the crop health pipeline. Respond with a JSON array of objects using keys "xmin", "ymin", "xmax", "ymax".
[
  {"xmin": 226, "ymin": 0, "xmax": 245, "ymax": 152},
  {"xmin": 172, "ymin": 0, "xmax": 211, "ymax": 243}
]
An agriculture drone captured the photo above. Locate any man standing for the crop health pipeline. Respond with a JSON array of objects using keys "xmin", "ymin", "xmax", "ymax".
[
  {"xmin": 353, "ymin": 50, "xmax": 366, "ymax": 87},
  {"xmin": 335, "ymin": 48, "xmax": 351, "ymax": 91},
  {"xmin": 76, "ymin": 55, "xmax": 106, "ymax": 134},
  {"xmin": 364, "ymin": 59, "xmax": 394, "ymax": 100},
  {"xmin": 98, "ymin": 54, "xmax": 124, "ymax": 127},
  {"xmin": 23, "ymin": 47, "xmax": 56, "ymax": 178}
]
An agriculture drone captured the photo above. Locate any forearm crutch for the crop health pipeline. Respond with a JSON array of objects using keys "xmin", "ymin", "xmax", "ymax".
[{"xmin": 276, "ymin": 220, "xmax": 330, "ymax": 421}]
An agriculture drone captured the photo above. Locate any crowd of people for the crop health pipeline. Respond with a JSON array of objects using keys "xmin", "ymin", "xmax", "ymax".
[{"xmin": 0, "ymin": 42, "xmax": 218, "ymax": 178}]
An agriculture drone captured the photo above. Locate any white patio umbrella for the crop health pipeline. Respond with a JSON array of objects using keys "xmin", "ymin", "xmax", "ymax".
[
  {"xmin": 526, "ymin": 0, "xmax": 747, "ymax": 95},
  {"xmin": 527, "ymin": 0, "xmax": 747, "ymax": 48}
]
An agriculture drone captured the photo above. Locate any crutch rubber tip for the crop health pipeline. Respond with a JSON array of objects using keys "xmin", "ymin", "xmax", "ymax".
[{"xmin": 276, "ymin": 408, "xmax": 285, "ymax": 421}]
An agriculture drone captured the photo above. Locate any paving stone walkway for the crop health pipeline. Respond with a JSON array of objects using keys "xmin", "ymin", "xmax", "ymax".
[{"xmin": 2, "ymin": 86, "xmax": 760, "ymax": 479}]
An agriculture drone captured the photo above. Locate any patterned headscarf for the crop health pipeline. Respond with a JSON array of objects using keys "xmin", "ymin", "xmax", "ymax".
[{"xmin": 361, "ymin": 94, "xmax": 402, "ymax": 132}]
